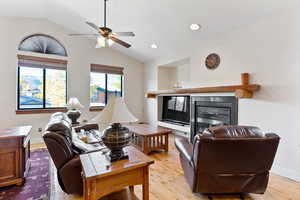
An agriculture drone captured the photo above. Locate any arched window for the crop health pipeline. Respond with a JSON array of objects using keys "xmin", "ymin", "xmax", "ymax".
[
  {"xmin": 17, "ymin": 34, "xmax": 68, "ymax": 112},
  {"xmin": 18, "ymin": 34, "xmax": 67, "ymax": 57}
]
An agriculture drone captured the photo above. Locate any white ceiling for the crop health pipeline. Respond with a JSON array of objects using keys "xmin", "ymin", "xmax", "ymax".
[{"xmin": 0, "ymin": 0, "xmax": 298, "ymax": 62}]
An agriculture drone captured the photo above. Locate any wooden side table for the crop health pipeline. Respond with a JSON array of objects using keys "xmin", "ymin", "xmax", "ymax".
[
  {"xmin": 80, "ymin": 146, "xmax": 154, "ymax": 200},
  {"xmin": 125, "ymin": 124, "xmax": 172, "ymax": 154},
  {"xmin": 0, "ymin": 126, "xmax": 31, "ymax": 187}
]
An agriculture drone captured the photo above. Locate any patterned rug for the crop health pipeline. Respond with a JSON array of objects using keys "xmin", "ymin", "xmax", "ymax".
[{"xmin": 0, "ymin": 149, "xmax": 50, "ymax": 200}]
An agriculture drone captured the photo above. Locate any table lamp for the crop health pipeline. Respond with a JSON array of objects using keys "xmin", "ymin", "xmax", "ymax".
[
  {"xmin": 66, "ymin": 97, "xmax": 84, "ymax": 125},
  {"xmin": 93, "ymin": 96, "xmax": 138, "ymax": 161}
]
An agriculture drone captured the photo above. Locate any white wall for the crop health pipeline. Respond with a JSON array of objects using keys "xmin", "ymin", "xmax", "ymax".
[
  {"xmin": 158, "ymin": 67, "xmax": 177, "ymax": 90},
  {"xmin": 176, "ymin": 63, "xmax": 190, "ymax": 88},
  {"xmin": 144, "ymin": 9, "xmax": 300, "ymax": 181},
  {"xmin": 157, "ymin": 61, "xmax": 191, "ymax": 90},
  {"xmin": 0, "ymin": 17, "xmax": 145, "ymax": 143}
]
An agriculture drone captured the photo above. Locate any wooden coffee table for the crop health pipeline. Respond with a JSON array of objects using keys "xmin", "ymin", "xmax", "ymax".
[
  {"xmin": 125, "ymin": 124, "xmax": 172, "ymax": 154},
  {"xmin": 80, "ymin": 146, "xmax": 154, "ymax": 200}
]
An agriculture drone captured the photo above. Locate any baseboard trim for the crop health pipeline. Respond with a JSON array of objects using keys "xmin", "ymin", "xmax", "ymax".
[
  {"xmin": 30, "ymin": 137, "xmax": 44, "ymax": 144},
  {"xmin": 271, "ymin": 165, "xmax": 300, "ymax": 182}
]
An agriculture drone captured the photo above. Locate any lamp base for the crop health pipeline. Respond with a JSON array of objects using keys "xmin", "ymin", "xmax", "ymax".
[
  {"xmin": 102, "ymin": 123, "xmax": 132, "ymax": 162},
  {"xmin": 109, "ymin": 149, "xmax": 129, "ymax": 162},
  {"xmin": 67, "ymin": 110, "xmax": 81, "ymax": 125}
]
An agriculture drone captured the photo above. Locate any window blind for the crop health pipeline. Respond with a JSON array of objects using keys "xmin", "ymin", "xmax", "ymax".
[
  {"xmin": 17, "ymin": 55, "xmax": 67, "ymax": 70},
  {"xmin": 91, "ymin": 64, "xmax": 124, "ymax": 75}
]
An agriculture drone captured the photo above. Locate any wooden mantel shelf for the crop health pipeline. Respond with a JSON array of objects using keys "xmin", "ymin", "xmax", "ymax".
[{"xmin": 146, "ymin": 73, "xmax": 261, "ymax": 99}]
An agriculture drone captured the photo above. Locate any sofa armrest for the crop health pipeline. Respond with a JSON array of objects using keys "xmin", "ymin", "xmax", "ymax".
[
  {"xmin": 59, "ymin": 156, "xmax": 83, "ymax": 194},
  {"xmin": 175, "ymin": 136, "xmax": 194, "ymax": 167},
  {"xmin": 74, "ymin": 123, "xmax": 99, "ymax": 132}
]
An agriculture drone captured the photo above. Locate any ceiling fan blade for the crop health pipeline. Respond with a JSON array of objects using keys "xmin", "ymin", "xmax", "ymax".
[
  {"xmin": 113, "ymin": 32, "xmax": 135, "ymax": 37},
  {"xmin": 110, "ymin": 36, "xmax": 131, "ymax": 48},
  {"xmin": 69, "ymin": 34, "xmax": 99, "ymax": 36},
  {"xmin": 86, "ymin": 21, "xmax": 100, "ymax": 31}
]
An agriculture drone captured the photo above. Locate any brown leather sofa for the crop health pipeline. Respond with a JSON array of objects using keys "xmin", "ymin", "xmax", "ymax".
[
  {"xmin": 43, "ymin": 112, "xmax": 99, "ymax": 194},
  {"xmin": 175, "ymin": 126, "xmax": 280, "ymax": 195}
]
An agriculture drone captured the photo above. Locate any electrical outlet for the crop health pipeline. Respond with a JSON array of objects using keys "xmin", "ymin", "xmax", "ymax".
[{"xmin": 38, "ymin": 128, "xmax": 43, "ymax": 132}]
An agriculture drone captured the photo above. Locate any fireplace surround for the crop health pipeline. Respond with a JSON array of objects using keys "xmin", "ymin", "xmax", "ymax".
[{"xmin": 190, "ymin": 96, "xmax": 238, "ymax": 141}]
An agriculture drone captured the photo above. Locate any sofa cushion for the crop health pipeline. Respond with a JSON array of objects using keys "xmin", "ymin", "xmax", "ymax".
[
  {"xmin": 43, "ymin": 132, "xmax": 74, "ymax": 169},
  {"xmin": 46, "ymin": 112, "xmax": 72, "ymax": 139},
  {"xmin": 46, "ymin": 119, "xmax": 71, "ymax": 134}
]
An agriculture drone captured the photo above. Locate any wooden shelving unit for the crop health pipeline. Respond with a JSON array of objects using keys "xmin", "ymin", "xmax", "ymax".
[{"xmin": 146, "ymin": 73, "xmax": 261, "ymax": 99}]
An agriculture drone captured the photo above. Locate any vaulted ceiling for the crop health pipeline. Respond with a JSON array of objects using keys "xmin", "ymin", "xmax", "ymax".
[{"xmin": 0, "ymin": 0, "xmax": 298, "ymax": 62}]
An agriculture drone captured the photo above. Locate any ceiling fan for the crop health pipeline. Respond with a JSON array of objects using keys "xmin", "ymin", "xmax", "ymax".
[{"xmin": 69, "ymin": 0, "xmax": 135, "ymax": 48}]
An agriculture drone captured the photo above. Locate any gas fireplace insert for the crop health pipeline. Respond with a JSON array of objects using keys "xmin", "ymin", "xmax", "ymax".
[{"xmin": 190, "ymin": 96, "xmax": 238, "ymax": 141}]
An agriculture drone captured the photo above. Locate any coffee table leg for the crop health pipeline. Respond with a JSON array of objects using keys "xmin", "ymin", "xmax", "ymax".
[
  {"xmin": 142, "ymin": 167, "xmax": 149, "ymax": 200},
  {"xmin": 129, "ymin": 185, "xmax": 134, "ymax": 193},
  {"xmin": 165, "ymin": 134, "xmax": 169, "ymax": 152},
  {"xmin": 143, "ymin": 136, "xmax": 149, "ymax": 154}
]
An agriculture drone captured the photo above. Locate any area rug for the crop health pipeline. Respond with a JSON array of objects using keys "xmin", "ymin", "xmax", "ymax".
[{"xmin": 0, "ymin": 149, "xmax": 50, "ymax": 200}]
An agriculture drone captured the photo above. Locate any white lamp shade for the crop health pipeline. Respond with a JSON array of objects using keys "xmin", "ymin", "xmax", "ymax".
[
  {"xmin": 67, "ymin": 97, "xmax": 83, "ymax": 110},
  {"xmin": 92, "ymin": 96, "xmax": 138, "ymax": 125}
]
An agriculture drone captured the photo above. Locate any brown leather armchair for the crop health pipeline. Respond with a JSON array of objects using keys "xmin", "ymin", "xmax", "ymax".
[
  {"xmin": 175, "ymin": 126, "xmax": 280, "ymax": 195},
  {"xmin": 43, "ymin": 112, "xmax": 99, "ymax": 194}
]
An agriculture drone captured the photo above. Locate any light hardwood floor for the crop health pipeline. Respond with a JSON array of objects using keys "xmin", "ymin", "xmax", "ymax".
[{"xmin": 32, "ymin": 135, "xmax": 300, "ymax": 200}]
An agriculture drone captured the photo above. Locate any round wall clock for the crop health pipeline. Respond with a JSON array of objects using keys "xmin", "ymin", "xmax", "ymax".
[{"xmin": 205, "ymin": 53, "xmax": 220, "ymax": 70}]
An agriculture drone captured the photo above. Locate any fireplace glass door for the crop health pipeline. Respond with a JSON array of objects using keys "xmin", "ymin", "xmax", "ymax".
[
  {"xmin": 191, "ymin": 96, "xmax": 238, "ymax": 141},
  {"xmin": 195, "ymin": 106, "xmax": 231, "ymax": 134}
]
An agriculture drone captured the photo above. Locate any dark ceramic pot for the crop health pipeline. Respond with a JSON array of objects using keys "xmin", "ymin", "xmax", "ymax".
[{"xmin": 102, "ymin": 123, "xmax": 132, "ymax": 161}]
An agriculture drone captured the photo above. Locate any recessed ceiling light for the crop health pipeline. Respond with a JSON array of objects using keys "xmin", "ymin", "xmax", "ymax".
[
  {"xmin": 151, "ymin": 44, "xmax": 158, "ymax": 49},
  {"xmin": 190, "ymin": 24, "xmax": 201, "ymax": 31}
]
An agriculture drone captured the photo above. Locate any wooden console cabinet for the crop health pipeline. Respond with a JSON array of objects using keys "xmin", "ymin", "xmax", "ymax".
[{"xmin": 0, "ymin": 126, "xmax": 31, "ymax": 187}]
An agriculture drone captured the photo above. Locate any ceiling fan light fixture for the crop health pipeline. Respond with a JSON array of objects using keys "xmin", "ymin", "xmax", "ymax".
[
  {"xmin": 190, "ymin": 23, "xmax": 201, "ymax": 31},
  {"xmin": 151, "ymin": 44, "xmax": 158, "ymax": 49},
  {"xmin": 97, "ymin": 37, "xmax": 106, "ymax": 47},
  {"xmin": 107, "ymin": 39, "xmax": 114, "ymax": 46},
  {"xmin": 97, "ymin": 37, "xmax": 114, "ymax": 48},
  {"xmin": 80, "ymin": 0, "xmax": 134, "ymax": 49}
]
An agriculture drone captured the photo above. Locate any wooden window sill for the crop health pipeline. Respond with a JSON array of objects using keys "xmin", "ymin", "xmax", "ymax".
[
  {"xmin": 89, "ymin": 107, "xmax": 104, "ymax": 112},
  {"xmin": 16, "ymin": 108, "xmax": 67, "ymax": 115}
]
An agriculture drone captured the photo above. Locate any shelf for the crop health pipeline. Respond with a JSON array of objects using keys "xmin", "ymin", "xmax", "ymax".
[{"xmin": 146, "ymin": 73, "xmax": 261, "ymax": 99}]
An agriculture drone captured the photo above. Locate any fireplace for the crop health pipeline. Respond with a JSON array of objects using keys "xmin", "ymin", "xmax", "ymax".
[{"xmin": 190, "ymin": 96, "xmax": 238, "ymax": 141}]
